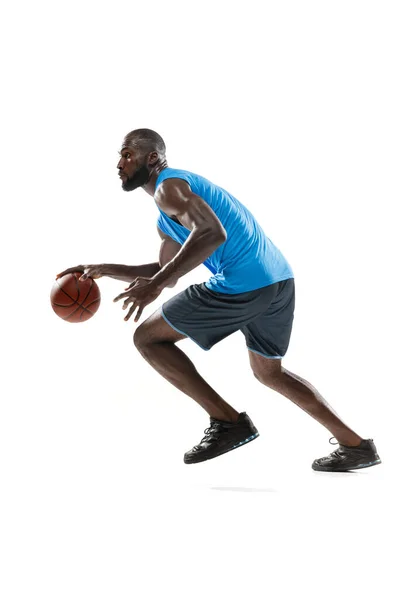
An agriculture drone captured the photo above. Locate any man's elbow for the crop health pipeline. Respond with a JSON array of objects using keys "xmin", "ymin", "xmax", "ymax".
[
  {"xmin": 209, "ymin": 225, "xmax": 227, "ymax": 245},
  {"xmin": 166, "ymin": 278, "xmax": 178, "ymax": 288}
]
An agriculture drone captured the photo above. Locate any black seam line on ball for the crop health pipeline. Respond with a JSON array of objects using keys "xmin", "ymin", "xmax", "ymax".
[
  {"xmin": 53, "ymin": 299, "xmax": 97, "ymax": 311},
  {"xmin": 52, "ymin": 301, "xmax": 76, "ymax": 307},
  {"xmin": 78, "ymin": 308, "xmax": 95, "ymax": 320},
  {"xmin": 66, "ymin": 304, "xmax": 94, "ymax": 321},
  {"xmin": 73, "ymin": 273, "xmax": 81, "ymax": 303},
  {"xmin": 80, "ymin": 276, "xmax": 94, "ymax": 306},
  {"xmin": 84, "ymin": 298, "xmax": 100, "ymax": 310},
  {"xmin": 64, "ymin": 304, "xmax": 81, "ymax": 320},
  {"xmin": 55, "ymin": 279, "xmax": 79, "ymax": 304},
  {"xmin": 55, "ymin": 277, "xmax": 96, "ymax": 310}
]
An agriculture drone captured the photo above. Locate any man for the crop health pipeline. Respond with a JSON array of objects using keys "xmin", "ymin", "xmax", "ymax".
[{"xmin": 57, "ymin": 128, "xmax": 381, "ymax": 471}]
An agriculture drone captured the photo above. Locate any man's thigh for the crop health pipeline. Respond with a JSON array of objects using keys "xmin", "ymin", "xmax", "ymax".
[
  {"xmin": 242, "ymin": 278, "xmax": 295, "ymax": 359},
  {"xmin": 134, "ymin": 308, "xmax": 187, "ymax": 346},
  {"xmin": 160, "ymin": 282, "xmax": 281, "ymax": 351}
]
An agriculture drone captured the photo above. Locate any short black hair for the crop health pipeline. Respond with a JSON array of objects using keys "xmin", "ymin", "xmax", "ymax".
[{"xmin": 124, "ymin": 128, "xmax": 166, "ymax": 157}]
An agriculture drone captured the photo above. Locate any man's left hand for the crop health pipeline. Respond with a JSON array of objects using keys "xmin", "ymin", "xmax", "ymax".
[{"xmin": 113, "ymin": 277, "xmax": 163, "ymax": 322}]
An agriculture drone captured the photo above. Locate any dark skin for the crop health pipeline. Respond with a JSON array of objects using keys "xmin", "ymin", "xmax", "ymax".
[
  {"xmin": 57, "ymin": 136, "xmax": 363, "ymax": 445},
  {"xmin": 114, "ymin": 145, "xmax": 226, "ymax": 322}
]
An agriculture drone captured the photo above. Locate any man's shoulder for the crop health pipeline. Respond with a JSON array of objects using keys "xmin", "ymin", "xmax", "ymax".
[
  {"xmin": 157, "ymin": 167, "xmax": 196, "ymax": 182},
  {"xmin": 156, "ymin": 168, "xmax": 229, "ymax": 200},
  {"xmin": 155, "ymin": 168, "xmax": 199, "ymax": 197}
]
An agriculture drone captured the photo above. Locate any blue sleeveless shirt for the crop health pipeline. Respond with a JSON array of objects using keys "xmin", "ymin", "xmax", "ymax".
[{"xmin": 155, "ymin": 168, "xmax": 294, "ymax": 294}]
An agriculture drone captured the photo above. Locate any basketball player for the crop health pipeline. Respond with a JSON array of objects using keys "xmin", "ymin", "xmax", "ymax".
[{"xmin": 57, "ymin": 129, "xmax": 381, "ymax": 471}]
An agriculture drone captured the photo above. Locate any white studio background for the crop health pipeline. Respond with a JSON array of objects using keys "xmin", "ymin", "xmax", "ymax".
[{"xmin": 1, "ymin": 1, "xmax": 399, "ymax": 599}]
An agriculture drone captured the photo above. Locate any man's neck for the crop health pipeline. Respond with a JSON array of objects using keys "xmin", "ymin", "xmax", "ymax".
[{"xmin": 143, "ymin": 162, "xmax": 168, "ymax": 196}]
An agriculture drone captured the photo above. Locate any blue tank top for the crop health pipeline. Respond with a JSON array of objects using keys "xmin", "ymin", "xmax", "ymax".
[{"xmin": 155, "ymin": 168, "xmax": 294, "ymax": 294}]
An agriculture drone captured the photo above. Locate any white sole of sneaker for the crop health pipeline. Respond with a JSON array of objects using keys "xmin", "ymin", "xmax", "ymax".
[
  {"xmin": 184, "ymin": 432, "xmax": 260, "ymax": 464},
  {"xmin": 312, "ymin": 457, "xmax": 382, "ymax": 472}
]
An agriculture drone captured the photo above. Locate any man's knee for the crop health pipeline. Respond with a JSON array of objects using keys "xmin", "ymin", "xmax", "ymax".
[
  {"xmin": 252, "ymin": 363, "xmax": 283, "ymax": 388},
  {"xmin": 134, "ymin": 309, "xmax": 187, "ymax": 351},
  {"xmin": 133, "ymin": 323, "xmax": 150, "ymax": 350}
]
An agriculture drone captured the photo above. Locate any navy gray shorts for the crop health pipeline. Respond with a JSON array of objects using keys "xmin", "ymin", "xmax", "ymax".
[{"xmin": 161, "ymin": 278, "xmax": 295, "ymax": 359}]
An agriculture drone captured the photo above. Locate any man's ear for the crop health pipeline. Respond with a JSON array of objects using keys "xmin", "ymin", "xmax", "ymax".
[{"xmin": 148, "ymin": 151, "xmax": 159, "ymax": 166}]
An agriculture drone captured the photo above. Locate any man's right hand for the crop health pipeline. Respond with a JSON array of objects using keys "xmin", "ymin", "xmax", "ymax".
[{"xmin": 56, "ymin": 264, "xmax": 105, "ymax": 281}]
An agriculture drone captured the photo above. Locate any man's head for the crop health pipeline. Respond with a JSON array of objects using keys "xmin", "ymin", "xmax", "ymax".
[{"xmin": 117, "ymin": 128, "xmax": 166, "ymax": 192}]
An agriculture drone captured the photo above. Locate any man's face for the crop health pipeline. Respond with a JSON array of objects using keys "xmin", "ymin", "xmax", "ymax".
[{"xmin": 117, "ymin": 145, "xmax": 150, "ymax": 191}]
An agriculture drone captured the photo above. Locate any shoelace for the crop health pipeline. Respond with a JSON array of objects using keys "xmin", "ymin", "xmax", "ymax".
[
  {"xmin": 328, "ymin": 436, "xmax": 362, "ymax": 459},
  {"xmin": 327, "ymin": 436, "xmax": 347, "ymax": 459},
  {"xmin": 200, "ymin": 422, "xmax": 223, "ymax": 444}
]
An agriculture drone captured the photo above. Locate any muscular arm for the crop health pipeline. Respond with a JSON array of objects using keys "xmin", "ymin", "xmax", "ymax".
[
  {"xmin": 56, "ymin": 227, "xmax": 182, "ymax": 287},
  {"xmin": 100, "ymin": 263, "xmax": 160, "ymax": 282},
  {"xmin": 57, "ymin": 228, "xmax": 182, "ymax": 286},
  {"xmin": 101, "ymin": 228, "xmax": 181, "ymax": 284},
  {"xmin": 152, "ymin": 179, "xmax": 227, "ymax": 289},
  {"xmin": 56, "ymin": 262, "xmax": 161, "ymax": 283},
  {"xmin": 157, "ymin": 227, "xmax": 181, "ymax": 287}
]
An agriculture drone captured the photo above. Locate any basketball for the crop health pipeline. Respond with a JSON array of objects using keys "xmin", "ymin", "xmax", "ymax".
[{"xmin": 50, "ymin": 273, "xmax": 101, "ymax": 323}]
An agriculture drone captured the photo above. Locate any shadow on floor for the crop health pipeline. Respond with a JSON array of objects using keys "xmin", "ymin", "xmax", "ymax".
[{"xmin": 210, "ymin": 486, "xmax": 277, "ymax": 493}]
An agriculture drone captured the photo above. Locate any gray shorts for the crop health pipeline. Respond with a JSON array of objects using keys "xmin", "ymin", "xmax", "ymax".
[{"xmin": 161, "ymin": 278, "xmax": 295, "ymax": 359}]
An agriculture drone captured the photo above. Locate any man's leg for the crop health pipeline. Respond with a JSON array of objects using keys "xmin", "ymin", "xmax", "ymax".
[
  {"xmin": 134, "ymin": 309, "xmax": 240, "ymax": 423},
  {"xmin": 248, "ymin": 351, "xmax": 363, "ymax": 447}
]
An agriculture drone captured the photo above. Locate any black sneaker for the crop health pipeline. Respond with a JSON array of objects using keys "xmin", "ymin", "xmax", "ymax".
[
  {"xmin": 184, "ymin": 412, "xmax": 259, "ymax": 464},
  {"xmin": 312, "ymin": 437, "xmax": 382, "ymax": 472}
]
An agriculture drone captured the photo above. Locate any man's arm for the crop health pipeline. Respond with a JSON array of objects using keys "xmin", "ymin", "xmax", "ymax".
[
  {"xmin": 157, "ymin": 226, "xmax": 181, "ymax": 288},
  {"xmin": 57, "ymin": 227, "xmax": 182, "ymax": 284},
  {"xmin": 152, "ymin": 179, "xmax": 227, "ymax": 289},
  {"xmin": 56, "ymin": 262, "xmax": 160, "ymax": 282},
  {"xmin": 112, "ymin": 196, "xmax": 224, "ymax": 322},
  {"xmin": 98, "ymin": 263, "xmax": 160, "ymax": 281}
]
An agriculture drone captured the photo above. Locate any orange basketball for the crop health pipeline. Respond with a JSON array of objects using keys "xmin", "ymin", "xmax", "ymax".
[{"xmin": 50, "ymin": 273, "xmax": 101, "ymax": 323}]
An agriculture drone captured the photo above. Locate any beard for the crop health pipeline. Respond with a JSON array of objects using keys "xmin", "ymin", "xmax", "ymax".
[{"xmin": 122, "ymin": 164, "xmax": 151, "ymax": 191}]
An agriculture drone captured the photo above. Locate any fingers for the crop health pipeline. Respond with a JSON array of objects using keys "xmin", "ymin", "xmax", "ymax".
[
  {"xmin": 134, "ymin": 305, "xmax": 144, "ymax": 322},
  {"xmin": 124, "ymin": 278, "xmax": 138, "ymax": 291},
  {"xmin": 79, "ymin": 267, "xmax": 101, "ymax": 281},
  {"xmin": 113, "ymin": 291, "xmax": 130, "ymax": 303},
  {"xmin": 124, "ymin": 301, "xmax": 139, "ymax": 322},
  {"xmin": 56, "ymin": 266, "xmax": 102, "ymax": 281},
  {"xmin": 79, "ymin": 269, "xmax": 91, "ymax": 281},
  {"xmin": 114, "ymin": 293, "xmax": 144, "ymax": 322},
  {"xmin": 112, "ymin": 290, "xmax": 136, "ymax": 313},
  {"xmin": 116, "ymin": 297, "xmax": 148, "ymax": 323},
  {"xmin": 56, "ymin": 266, "xmax": 83, "ymax": 279},
  {"xmin": 113, "ymin": 282, "xmax": 140, "ymax": 301},
  {"xmin": 113, "ymin": 276, "xmax": 153, "ymax": 322}
]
